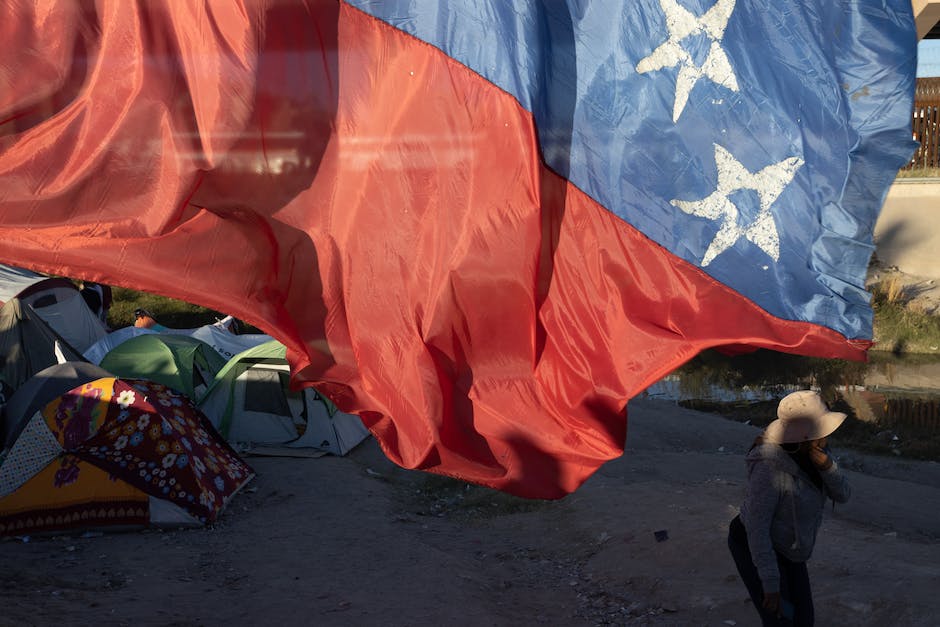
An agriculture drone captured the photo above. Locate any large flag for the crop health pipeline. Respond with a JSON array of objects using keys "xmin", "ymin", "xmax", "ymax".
[{"xmin": 0, "ymin": 1, "xmax": 916, "ymax": 497}]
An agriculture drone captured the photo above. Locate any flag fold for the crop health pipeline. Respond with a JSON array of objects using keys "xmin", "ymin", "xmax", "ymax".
[{"xmin": 0, "ymin": 0, "xmax": 916, "ymax": 496}]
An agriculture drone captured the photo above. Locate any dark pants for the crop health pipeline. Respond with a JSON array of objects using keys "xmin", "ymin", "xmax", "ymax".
[{"xmin": 728, "ymin": 515, "xmax": 814, "ymax": 626}]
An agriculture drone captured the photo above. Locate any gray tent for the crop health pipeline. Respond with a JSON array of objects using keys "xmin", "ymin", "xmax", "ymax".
[
  {"xmin": 0, "ymin": 298, "xmax": 86, "ymax": 400},
  {"xmin": 0, "ymin": 265, "xmax": 75, "ymax": 306},
  {"xmin": 0, "ymin": 299, "xmax": 88, "ymax": 447},
  {"xmin": 0, "ymin": 264, "xmax": 107, "ymax": 352}
]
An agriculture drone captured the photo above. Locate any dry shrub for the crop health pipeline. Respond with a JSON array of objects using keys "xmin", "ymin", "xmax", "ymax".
[{"xmin": 873, "ymin": 276, "xmax": 906, "ymax": 305}]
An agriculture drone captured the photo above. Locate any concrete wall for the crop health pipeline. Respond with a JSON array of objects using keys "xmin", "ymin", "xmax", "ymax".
[
  {"xmin": 914, "ymin": 0, "xmax": 940, "ymax": 39},
  {"xmin": 875, "ymin": 181, "xmax": 940, "ymax": 277}
]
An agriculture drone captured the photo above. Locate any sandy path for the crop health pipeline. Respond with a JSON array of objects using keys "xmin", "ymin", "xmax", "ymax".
[{"xmin": 2, "ymin": 398, "xmax": 938, "ymax": 626}]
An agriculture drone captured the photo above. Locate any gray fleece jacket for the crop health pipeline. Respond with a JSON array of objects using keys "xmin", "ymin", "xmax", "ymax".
[{"xmin": 738, "ymin": 442, "xmax": 851, "ymax": 593}]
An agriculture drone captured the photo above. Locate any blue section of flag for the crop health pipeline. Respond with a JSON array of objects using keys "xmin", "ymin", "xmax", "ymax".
[{"xmin": 348, "ymin": 0, "xmax": 916, "ymax": 340}]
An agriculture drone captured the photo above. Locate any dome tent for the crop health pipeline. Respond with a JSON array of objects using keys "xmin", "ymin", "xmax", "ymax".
[
  {"xmin": 0, "ymin": 372, "xmax": 253, "ymax": 536},
  {"xmin": 0, "ymin": 298, "xmax": 87, "ymax": 422},
  {"xmin": 98, "ymin": 334, "xmax": 228, "ymax": 402},
  {"xmin": 198, "ymin": 341, "xmax": 370, "ymax": 455},
  {"xmin": 0, "ymin": 264, "xmax": 106, "ymax": 353}
]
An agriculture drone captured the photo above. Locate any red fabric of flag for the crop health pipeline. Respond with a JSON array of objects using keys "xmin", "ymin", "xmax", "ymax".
[{"xmin": 0, "ymin": 1, "xmax": 871, "ymax": 497}]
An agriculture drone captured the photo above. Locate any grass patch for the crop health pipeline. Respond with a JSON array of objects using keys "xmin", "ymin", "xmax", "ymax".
[
  {"xmin": 870, "ymin": 281, "xmax": 940, "ymax": 354},
  {"xmin": 107, "ymin": 287, "xmax": 229, "ymax": 330},
  {"xmin": 400, "ymin": 473, "xmax": 556, "ymax": 520},
  {"xmin": 896, "ymin": 167, "xmax": 940, "ymax": 178},
  {"xmin": 873, "ymin": 275, "xmax": 906, "ymax": 305}
]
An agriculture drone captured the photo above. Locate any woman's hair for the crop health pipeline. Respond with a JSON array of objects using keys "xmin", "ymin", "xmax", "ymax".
[
  {"xmin": 749, "ymin": 434, "xmax": 828, "ymax": 494},
  {"xmin": 784, "ymin": 444, "xmax": 825, "ymax": 492}
]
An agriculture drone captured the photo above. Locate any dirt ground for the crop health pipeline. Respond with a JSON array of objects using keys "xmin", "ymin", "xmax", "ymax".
[
  {"xmin": 867, "ymin": 258, "xmax": 940, "ymax": 318},
  {"xmin": 1, "ymin": 397, "xmax": 938, "ymax": 627}
]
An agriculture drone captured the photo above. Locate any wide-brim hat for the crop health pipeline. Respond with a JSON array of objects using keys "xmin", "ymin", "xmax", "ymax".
[{"xmin": 763, "ymin": 390, "xmax": 847, "ymax": 444}]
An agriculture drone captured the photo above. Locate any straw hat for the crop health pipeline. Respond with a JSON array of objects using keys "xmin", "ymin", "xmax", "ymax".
[{"xmin": 763, "ymin": 390, "xmax": 847, "ymax": 444}]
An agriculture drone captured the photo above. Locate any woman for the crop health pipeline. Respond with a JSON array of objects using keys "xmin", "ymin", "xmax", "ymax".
[{"xmin": 728, "ymin": 390, "xmax": 851, "ymax": 626}]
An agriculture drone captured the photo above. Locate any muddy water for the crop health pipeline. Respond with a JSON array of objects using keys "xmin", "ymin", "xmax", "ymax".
[{"xmin": 643, "ymin": 349, "xmax": 940, "ymax": 431}]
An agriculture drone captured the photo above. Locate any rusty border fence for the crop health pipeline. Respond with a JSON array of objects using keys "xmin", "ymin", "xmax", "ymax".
[{"xmin": 907, "ymin": 77, "xmax": 940, "ymax": 170}]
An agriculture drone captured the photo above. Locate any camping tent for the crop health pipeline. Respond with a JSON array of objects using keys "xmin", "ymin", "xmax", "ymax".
[
  {"xmin": 98, "ymin": 334, "xmax": 228, "ymax": 401},
  {"xmin": 198, "ymin": 341, "xmax": 370, "ymax": 455},
  {"xmin": 0, "ymin": 264, "xmax": 107, "ymax": 352},
  {"xmin": 2, "ymin": 361, "xmax": 112, "ymax": 450},
  {"xmin": 83, "ymin": 323, "xmax": 273, "ymax": 364},
  {"xmin": 164, "ymin": 323, "xmax": 273, "ymax": 361},
  {"xmin": 83, "ymin": 326, "xmax": 157, "ymax": 364},
  {"xmin": 0, "ymin": 372, "xmax": 253, "ymax": 536},
  {"xmin": 0, "ymin": 298, "xmax": 86, "ymax": 413},
  {"xmin": 0, "ymin": 265, "xmax": 76, "ymax": 305}
]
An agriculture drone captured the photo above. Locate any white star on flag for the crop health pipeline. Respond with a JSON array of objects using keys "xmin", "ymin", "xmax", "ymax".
[
  {"xmin": 636, "ymin": 0, "xmax": 739, "ymax": 122},
  {"xmin": 671, "ymin": 144, "xmax": 803, "ymax": 267}
]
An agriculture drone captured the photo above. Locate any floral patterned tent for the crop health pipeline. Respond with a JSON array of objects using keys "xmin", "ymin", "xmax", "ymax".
[{"xmin": 0, "ymin": 376, "xmax": 254, "ymax": 536}]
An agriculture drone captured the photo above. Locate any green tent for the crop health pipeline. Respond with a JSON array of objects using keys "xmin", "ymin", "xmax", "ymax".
[
  {"xmin": 98, "ymin": 333, "xmax": 227, "ymax": 401},
  {"xmin": 197, "ymin": 340, "xmax": 370, "ymax": 454}
]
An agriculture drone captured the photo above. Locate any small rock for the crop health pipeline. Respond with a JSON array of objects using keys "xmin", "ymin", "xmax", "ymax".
[{"xmin": 875, "ymin": 430, "xmax": 899, "ymax": 442}]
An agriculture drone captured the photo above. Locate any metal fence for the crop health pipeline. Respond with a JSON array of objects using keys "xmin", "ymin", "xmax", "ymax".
[{"xmin": 906, "ymin": 77, "xmax": 940, "ymax": 170}]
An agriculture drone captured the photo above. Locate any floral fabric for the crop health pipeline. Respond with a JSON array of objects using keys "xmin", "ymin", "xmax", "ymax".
[
  {"xmin": 43, "ymin": 377, "xmax": 253, "ymax": 523},
  {"xmin": 0, "ymin": 454, "xmax": 149, "ymax": 536}
]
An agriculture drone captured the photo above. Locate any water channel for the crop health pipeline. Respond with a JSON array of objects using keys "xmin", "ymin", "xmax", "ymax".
[{"xmin": 642, "ymin": 349, "xmax": 940, "ymax": 439}]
